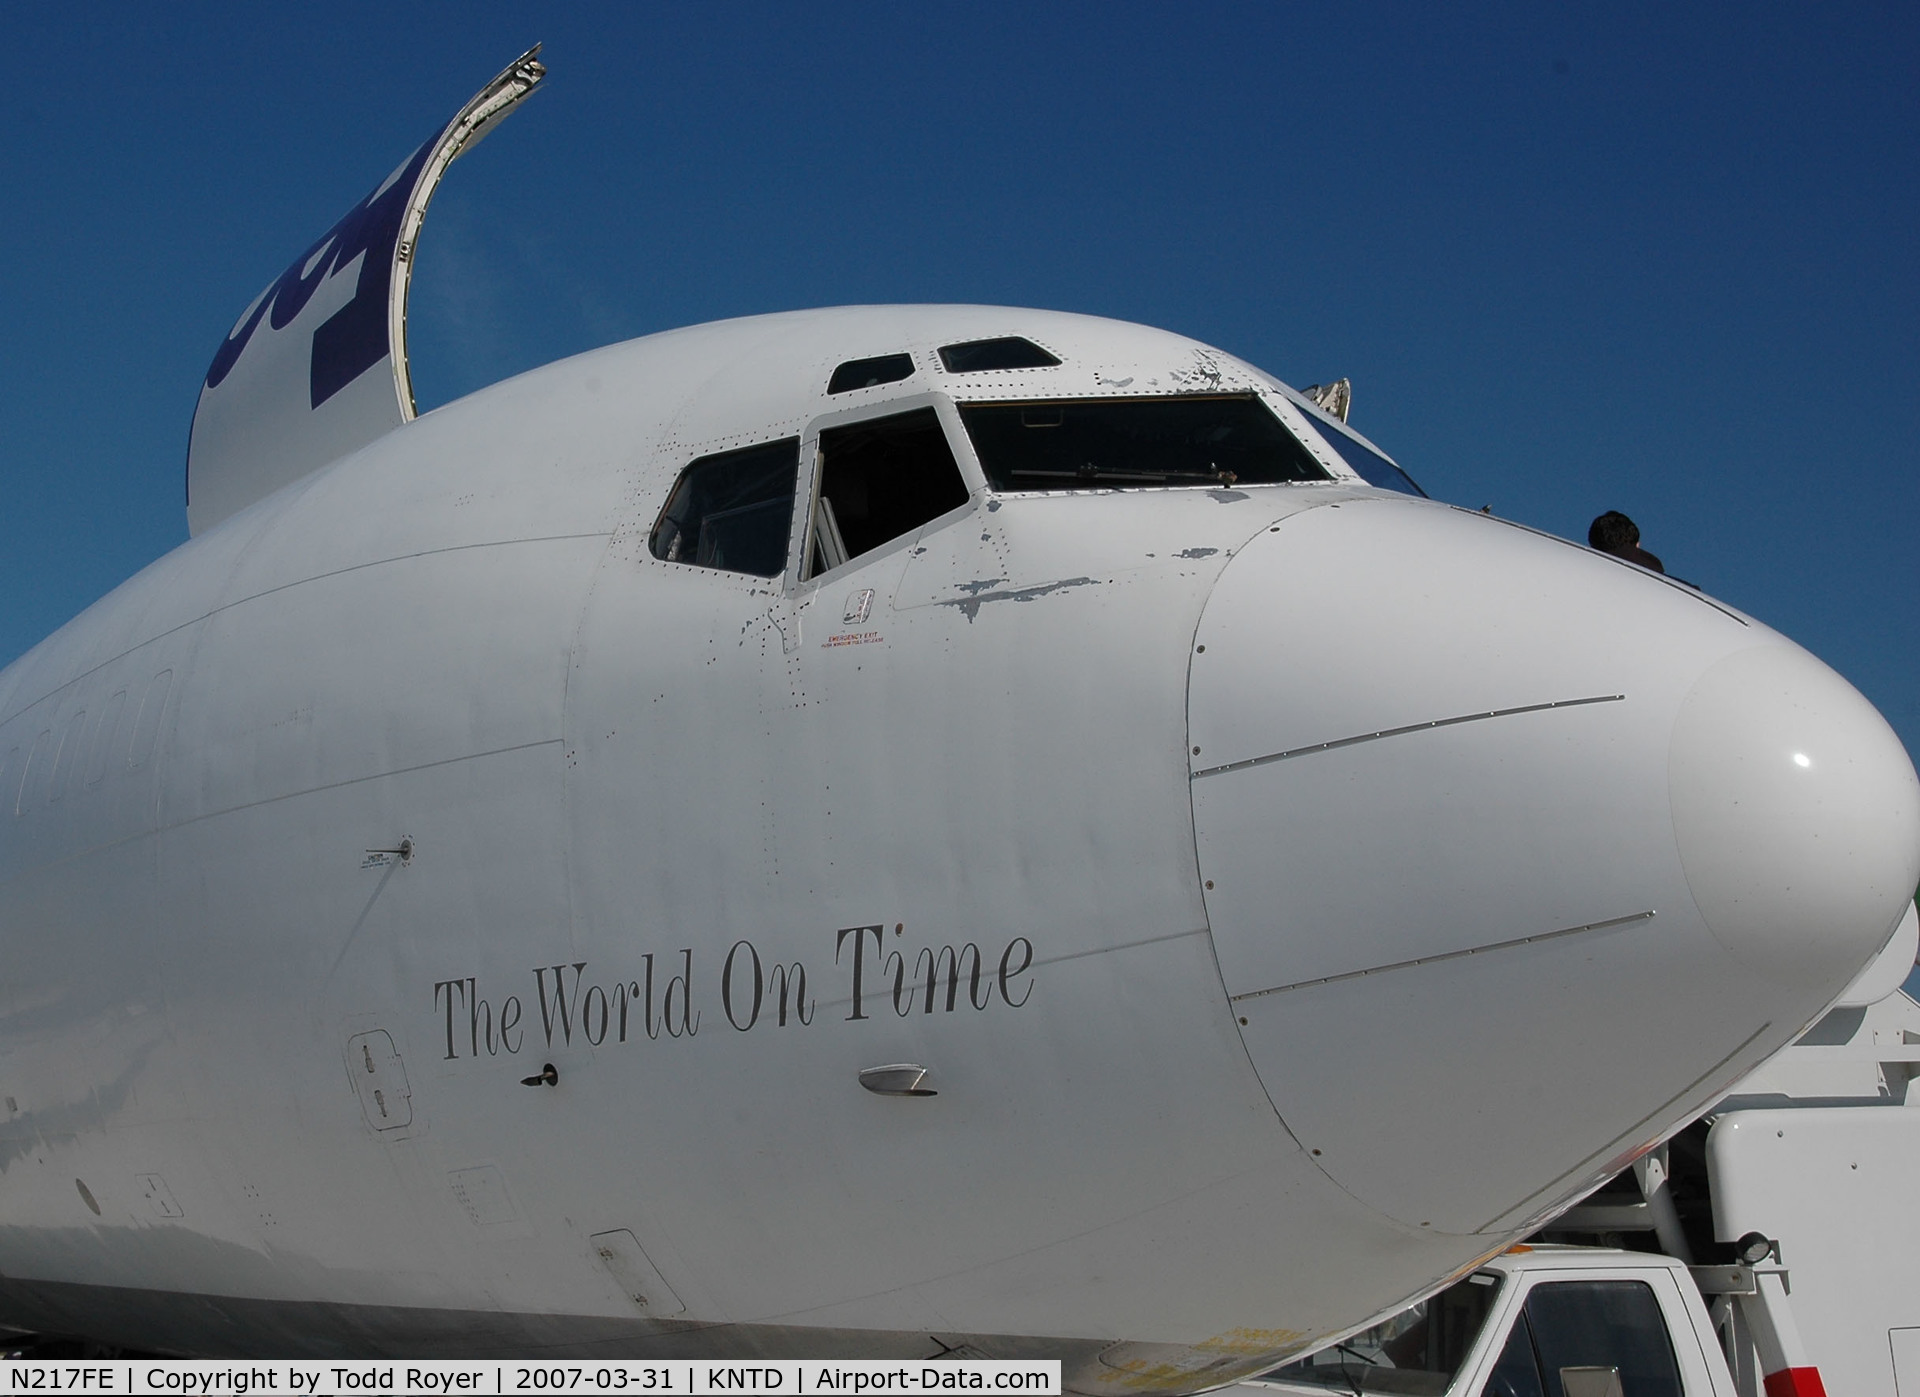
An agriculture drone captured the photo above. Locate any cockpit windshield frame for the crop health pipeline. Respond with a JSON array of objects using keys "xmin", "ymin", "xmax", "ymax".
[
  {"xmin": 955, "ymin": 393, "xmax": 1334, "ymax": 495},
  {"xmin": 1279, "ymin": 393, "xmax": 1430, "ymax": 499},
  {"xmin": 795, "ymin": 390, "xmax": 984, "ymax": 587}
]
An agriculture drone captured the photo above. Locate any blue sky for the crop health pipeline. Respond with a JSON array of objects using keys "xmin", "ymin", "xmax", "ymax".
[{"xmin": 3, "ymin": 1, "xmax": 1916, "ymax": 782}]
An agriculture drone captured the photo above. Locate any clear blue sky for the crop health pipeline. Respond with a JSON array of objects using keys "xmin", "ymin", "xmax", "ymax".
[{"xmin": 4, "ymin": 2, "xmax": 1916, "ymax": 778}]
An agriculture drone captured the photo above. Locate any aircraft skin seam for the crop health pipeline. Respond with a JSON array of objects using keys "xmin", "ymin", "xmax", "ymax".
[
  {"xmin": 1229, "ymin": 910, "xmax": 1657, "ymax": 1002},
  {"xmin": 200, "ymin": 530, "xmax": 616, "ymax": 625},
  {"xmin": 0, "ymin": 532, "xmax": 613, "ymax": 728},
  {"xmin": 154, "ymin": 736, "xmax": 563, "ymax": 832},
  {"xmin": 1178, "ymin": 530, "xmax": 1319, "ymax": 1158},
  {"xmin": 1461, "ymin": 507, "xmax": 1753, "ymax": 627},
  {"xmin": 1476, "ymin": 1015, "xmax": 1775, "ymax": 1235},
  {"xmin": 1190, "ymin": 693, "xmax": 1626, "ymax": 780}
]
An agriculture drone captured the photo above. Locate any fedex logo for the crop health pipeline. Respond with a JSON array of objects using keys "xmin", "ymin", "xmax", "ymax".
[{"xmin": 202, "ymin": 132, "xmax": 435, "ymax": 409}]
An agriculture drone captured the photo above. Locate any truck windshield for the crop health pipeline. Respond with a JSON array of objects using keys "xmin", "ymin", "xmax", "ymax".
[
  {"xmin": 957, "ymin": 395, "xmax": 1330, "ymax": 491},
  {"xmin": 1254, "ymin": 1272, "xmax": 1503, "ymax": 1395}
]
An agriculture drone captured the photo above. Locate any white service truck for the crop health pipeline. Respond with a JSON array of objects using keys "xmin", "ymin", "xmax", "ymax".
[{"xmin": 1247, "ymin": 902, "xmax": 1920, "ymax": 1397}]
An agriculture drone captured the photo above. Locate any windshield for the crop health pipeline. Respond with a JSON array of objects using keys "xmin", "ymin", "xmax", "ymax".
[
  {"xmin": 957, "ymin": 395, "xmax": 1330, "ymax": 491},
  {"xmin": 1254, "ymin": 1272, "xmax": 1504, "ymax": 1395}
]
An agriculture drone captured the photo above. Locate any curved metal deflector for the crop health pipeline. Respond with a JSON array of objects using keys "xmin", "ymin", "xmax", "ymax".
[{"xmin": 184, "ymin": 46, "xmax": 546, "ymax": 536}]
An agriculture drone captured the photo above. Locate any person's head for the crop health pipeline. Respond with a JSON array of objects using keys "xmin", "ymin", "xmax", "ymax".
[{"xmin": 1589, "ymin": 511, "xmax": 1640, "ymax": 554}]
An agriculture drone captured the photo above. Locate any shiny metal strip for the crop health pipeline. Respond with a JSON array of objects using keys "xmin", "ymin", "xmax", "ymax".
[
  {"xmin": 1228, "ymin": 910, "xmax": 1656, "ymax": 1002},
  {"xmin": 1191, "ymin": 693, "xmax": 1625, "ymax": 780}
]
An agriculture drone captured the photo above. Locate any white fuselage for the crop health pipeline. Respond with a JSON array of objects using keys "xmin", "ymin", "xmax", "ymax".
[{"xmin": 1, "ymin": 306, "xmax": 1915, "ymax": 1392}]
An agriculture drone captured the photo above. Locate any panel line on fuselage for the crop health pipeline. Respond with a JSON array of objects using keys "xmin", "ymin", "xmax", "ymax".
[
  {"xmin": 1190, "ymin": 693, "xmax": 1627, "ymax": 780},
  {"xmin": 0, "ymin": 533, "xmax": 612, "ymax": 728},
  {"xmin": 1228, "ymin": 910, "xmax": 1657, "ymax": 1002},
  {"xmin": 158, "ymin": 736, "xmax": 563, "ymax": 830},
  {"xmin": 1464, "ymin": 508, "xmax": 1752, "ymax": 626},
  {"xmin": 1479, "ymin": 1014, "xmax": 1775, "ymax": 1235}
]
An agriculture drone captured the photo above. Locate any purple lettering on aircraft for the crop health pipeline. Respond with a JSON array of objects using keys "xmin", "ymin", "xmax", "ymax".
[{"xmin": 203, "ymin": 132, "xmax": 437, "ymax": 408}]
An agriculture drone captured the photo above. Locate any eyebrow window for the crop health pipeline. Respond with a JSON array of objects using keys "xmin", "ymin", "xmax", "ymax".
[
  {"xmin": 650, "ymin": 438, "xmax": 800, "ymax": 578},
  {"xmin": 808, "ymin": 408, "xmax": 971, "ymax": 577},
  {"xmin": 937, "ymin": 337, "xmax": 1060, "ymax": 372},
  {"xmin": 1306, "ymin": 413, "xmax": 1428, "ymax": 497},
  {"xmin": 828, "ymin": 354, "xmax": 916, "ymax": 394},
  {"xmin": 957, "ymin": 395, "xmax": 1330, "ymax": 491}
]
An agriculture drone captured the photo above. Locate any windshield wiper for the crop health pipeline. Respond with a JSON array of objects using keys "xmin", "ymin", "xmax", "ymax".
[
  {"xmin": 1008, "ymin": 464, "xmax": 1241, "ymax": 485},
  {"xmin": 1331, "ymin": 1344, "xmax": 1379, "ymax": 1397}
]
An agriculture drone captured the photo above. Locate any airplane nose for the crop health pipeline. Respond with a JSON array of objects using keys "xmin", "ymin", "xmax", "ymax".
[
  {"xmin": 1669, "ymin": 642, "xmax": 1920, "ymax": 993},
  {"xmin": 1188, "ymin": 498, "xmax": 1920, "ymax": 1237}
]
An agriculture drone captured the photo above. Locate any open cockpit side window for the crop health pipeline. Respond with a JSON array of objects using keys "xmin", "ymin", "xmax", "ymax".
[
  {"xmin": 807, "ymin": 408, "xmax": 971, "ymax": 578},
  {"xmin": 650, "ymin": 438, "xmax": 800, "ymax": 578}
]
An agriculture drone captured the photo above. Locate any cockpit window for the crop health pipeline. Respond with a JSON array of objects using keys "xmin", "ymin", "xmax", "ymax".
[
  {"xmin": 808, "ymin": 408, "xmax": 971, "ymax": 577},
  {"xmin": 957, "ymin": 395, "xmax": 1330, "ymax": 492},
  {"xmin": 828, "ymin": 353, "xmax": 916, "ymax": 394},
  {"xmin": 650, "ymin": 438, "xmax": 799, "ymax": 578},
  {"xmin": 938, "ymin": 337, "xmax": 1061, "ymax": 372},
  {"xmin": 1304, "ymin": 412, "xmax": 1428, "ymax": 498}
]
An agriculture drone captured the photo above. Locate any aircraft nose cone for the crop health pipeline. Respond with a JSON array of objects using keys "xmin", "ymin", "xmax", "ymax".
[
  {"xmin": 1669, "ymin": 644, "xmax": 1920, "ymax": 993},
  {"xmin": 1189, "ymin": 497, "xmax": 1919, "ymax": 1237}
]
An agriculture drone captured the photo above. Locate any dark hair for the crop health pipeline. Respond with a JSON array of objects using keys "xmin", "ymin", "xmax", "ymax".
[{"xmin": 1589, "ymin": 511, "xmax": 1640, "ymax": 552}]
